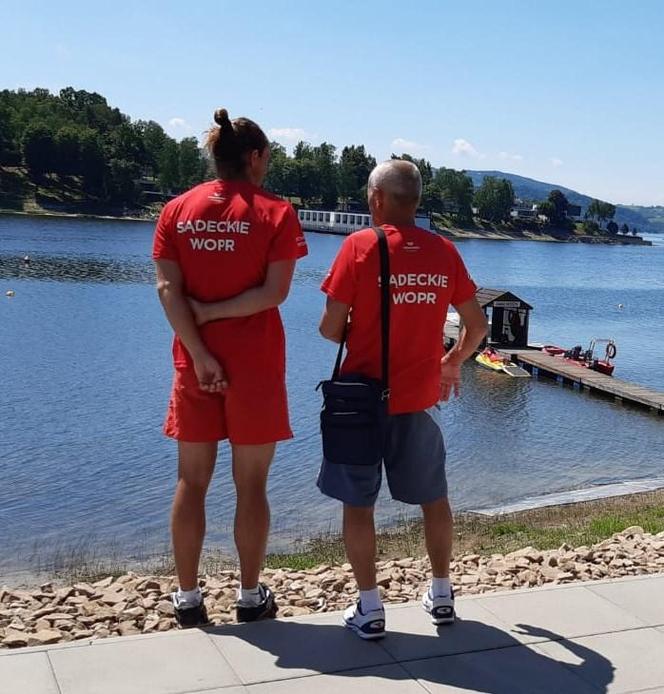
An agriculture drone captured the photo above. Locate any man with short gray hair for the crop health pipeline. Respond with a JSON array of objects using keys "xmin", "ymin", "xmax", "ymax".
[{"xmin": 318, "ymin": 159, "xmax": 487, "ymax": 639}]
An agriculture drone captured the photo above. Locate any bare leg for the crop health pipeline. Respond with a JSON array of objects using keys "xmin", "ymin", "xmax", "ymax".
[
  {"xmin": 421, "ymin": 497, "xmax": 454, "ymax": 578},
  {"xmin": 232, "ymin": 443, "xmax": 275, "ymax": 589},
  {"xmin": 343, "ymin": 505, "xmax": 377, "ymax": 590},
  {"xmin": 171, "ymin": 441, "xmax": 218, "ymax": 590}
]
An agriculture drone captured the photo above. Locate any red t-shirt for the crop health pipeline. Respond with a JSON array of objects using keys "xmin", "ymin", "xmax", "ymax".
[
  {"xmin": 153, "ymin": 179, "xmax": 308, "ymax": 372},
  {"xmin": 321, "ymin": 225, "xmax": 477, "ymax": 414}
]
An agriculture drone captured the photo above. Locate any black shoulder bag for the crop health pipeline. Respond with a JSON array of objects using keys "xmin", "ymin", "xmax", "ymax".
[{"xmin": 318, "ymin": 226, "xmax": 390, "ymax": 466}]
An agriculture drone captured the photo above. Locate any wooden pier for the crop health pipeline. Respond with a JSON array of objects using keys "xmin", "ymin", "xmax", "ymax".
[
  {"xmin": 444, "ymin": 321, "xmax": 664, "ymax": 415},
  {"xmin": 445, "ymin": 287, "xmax": 664, "ymax": 416},
  {"xmin": 504, "ymin": 349, "xmax": 664, "ymax": 415}
]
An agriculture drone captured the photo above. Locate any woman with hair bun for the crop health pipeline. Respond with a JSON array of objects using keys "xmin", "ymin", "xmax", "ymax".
[{"xmin": 153, "ymin": 108, "xmax": 307, "ymax": 628}]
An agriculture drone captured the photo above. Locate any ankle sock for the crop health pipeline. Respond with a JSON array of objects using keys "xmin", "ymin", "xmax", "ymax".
[
  {"xmin": 239, "ymin": 585, "xmax": 262, "ymax": 606},
  {"xmin": 359, "ymin": 588, "xmax": 382, "ymax": 613},
  {"xmin": 431, "ymin": 577, "xmax": 451, "ymax": 598},
  {"xmin": 175, "ymin": 586, "xmax": 202, "ymax": 607}
]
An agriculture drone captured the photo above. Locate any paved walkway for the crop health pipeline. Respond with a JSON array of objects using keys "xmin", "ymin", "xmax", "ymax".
[{"xmin": 2, "ymin": 574, "xmax": 663, "ymax": 694}]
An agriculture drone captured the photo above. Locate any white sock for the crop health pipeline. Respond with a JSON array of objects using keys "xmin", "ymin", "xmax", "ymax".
[
  {"xmin": 431, "ymin": 577, "xmax": 451, "ymax": 598},
  {"xmin": 359, "ymin": 588, "xmax": 382, "ymax": 613},
  {"xmin": 239, "ymin": 586, "xmax": 262, "ymax": 606},
  {"xmin": 175, "ymin": 586, "xmax": 202, "ymax": 607}
]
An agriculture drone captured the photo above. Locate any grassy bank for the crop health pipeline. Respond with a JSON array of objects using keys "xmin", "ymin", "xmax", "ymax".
[
  {"xmin": 7, "ymin": 489, "xmax": 663, "ymax": 586},
  {"xmin": 432, "ymin": 213, "xmax": 652, "ymax": 246},
  {"xmin": 265, "ymin": 489, "xmax": 664, "ymax": 571}
]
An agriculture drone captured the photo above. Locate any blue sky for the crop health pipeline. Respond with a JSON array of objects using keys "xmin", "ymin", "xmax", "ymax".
[{"xmin": 2, "ymin": 1, "xmax": 663, "ymax": 205}]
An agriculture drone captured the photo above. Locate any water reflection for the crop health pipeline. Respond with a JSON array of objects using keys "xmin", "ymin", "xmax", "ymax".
[
  {"xmin": 0, "ymin": 255, "xmax": 155, "ymax": 284},
  {"xmin": 0, "ymin": 254, "xmax": 155, "ymax": 284}
]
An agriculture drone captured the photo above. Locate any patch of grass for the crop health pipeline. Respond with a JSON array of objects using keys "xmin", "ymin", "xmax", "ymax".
[
  {"xmin": 263, "ymin": 490, "xmax": 664, "ymax": 570},
  {"xmin": 489, "ymin": 522, "xmax": 529, "ymax": 538},
  {"xmin": 10, "ymin": 491, "xmax": 664, "ymax": 585}
]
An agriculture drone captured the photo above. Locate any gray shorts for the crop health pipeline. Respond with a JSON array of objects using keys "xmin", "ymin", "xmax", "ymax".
[{"xmin": 317, "ymin": 406, "xmax": 448, "ymax": 507}]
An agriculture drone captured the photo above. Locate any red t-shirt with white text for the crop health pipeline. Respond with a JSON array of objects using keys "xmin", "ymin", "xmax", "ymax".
[
  {"xmin": 321, "ymin": 225, "xmax": 476, "ymax": 414},
  {"xmin": 153, "ymin": 180, "xmax": 308, "ymax": 375}
]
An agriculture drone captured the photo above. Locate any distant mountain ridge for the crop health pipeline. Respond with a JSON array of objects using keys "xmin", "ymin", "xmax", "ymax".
[{"xmin": 466, "ymin": 170, "xmax": 663, "ymax": 234}]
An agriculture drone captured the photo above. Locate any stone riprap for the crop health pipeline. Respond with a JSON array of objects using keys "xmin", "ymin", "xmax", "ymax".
[{"xmin": 2, "ymin": 526, "xmax": 663, "ymax": 649}]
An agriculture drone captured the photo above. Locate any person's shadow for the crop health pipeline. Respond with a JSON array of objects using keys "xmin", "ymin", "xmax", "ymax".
[{"xmin": 207, "ymin": 615, "xmax": 614, "ymax": 693}]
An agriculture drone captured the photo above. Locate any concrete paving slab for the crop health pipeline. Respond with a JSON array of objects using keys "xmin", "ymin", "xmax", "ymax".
[
  {"xmin": 247, "ymin": 664, "xmax": 426, "ymax": 693},
  {"xmin": 588, "ymin": 575, "xmax": 664, "ymax": 628},
  {"xmin": 206, "ymin": 611, "xmax": 395, "ymax": 685},
  {"xmin": 534, "ymin": 627, "xmax": 664, "ymax": 694},
  {"xmin": 476, "ymin": 583, "xmax": 647, "ymax": 639},
  {"xmin": 403, "ymin": 644, "xmax": 598, "ymax": 694},
  {"xmin": 49, "ymin": 629, "xmax": 240, "ymax": 694},
  {"xmin": 182, "ymin": 689, "xmax": 248, "ymax": 694},
  {"xmin": 379, "ymin": 599, "xmax": 530, "ymax": 662},
  {"xmin": 0, "ymin": 651, "xmax": 59, "ymax": 694}
]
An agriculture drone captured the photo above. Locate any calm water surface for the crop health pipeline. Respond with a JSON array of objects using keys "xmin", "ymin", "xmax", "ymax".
[{"xmin": 1, "ymin": 216, "xmax": 663, "ymax": 574}]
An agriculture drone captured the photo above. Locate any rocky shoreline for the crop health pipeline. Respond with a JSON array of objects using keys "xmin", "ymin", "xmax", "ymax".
[{"xmin": 2, "ymin": 526, "xmax": 663, "ymax": 649}]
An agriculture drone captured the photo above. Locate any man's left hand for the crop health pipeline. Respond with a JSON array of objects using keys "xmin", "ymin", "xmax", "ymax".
[{"xmin": 440, "ymin": 354, "xmax": 462, "ymax": 401}]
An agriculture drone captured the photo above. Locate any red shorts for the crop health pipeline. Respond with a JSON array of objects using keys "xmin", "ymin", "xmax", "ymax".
[{"xmin": 163, "ymin": 368, "xmax": 293, "ymax": 445}]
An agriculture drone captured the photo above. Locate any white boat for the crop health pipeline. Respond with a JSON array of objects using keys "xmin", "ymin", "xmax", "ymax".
[{"xmin": 297, "ymin": 209, "xmax": 433, "ymax": 235}]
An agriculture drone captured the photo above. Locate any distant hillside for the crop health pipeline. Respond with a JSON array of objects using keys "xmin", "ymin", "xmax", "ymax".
[
  {"xmin": 467, "ymin": 170, "xmax": 660, "ymax": 234},
  {"xmin": 623, "ymin": 205, "xmax": 664, "ymax": 234}
]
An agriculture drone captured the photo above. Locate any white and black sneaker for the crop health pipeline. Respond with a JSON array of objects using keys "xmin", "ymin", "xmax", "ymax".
[
  {"xmin": 236, "ymin": 584, "xmax": 278, "ymax": 623},
  {"xmin": 422, "ymin": 586, "xmax": 455, "ymax": 625},
  {"xmin": 172, "ymin": 592, "xmax": 211, "ymax": 629},
  {"xmin": 343, "ymin": 601, "xmax": 386, "ymax": 640}
]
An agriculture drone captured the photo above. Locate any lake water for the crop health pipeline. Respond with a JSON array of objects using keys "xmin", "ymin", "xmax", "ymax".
[{"xmin": 1, "ymin": 216, "xmax": 663, "ymax": 577}]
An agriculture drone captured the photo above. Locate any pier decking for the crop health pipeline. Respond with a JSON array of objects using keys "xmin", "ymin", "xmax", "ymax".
[
  {"xmin": 444, "ymin": 319, "xmax": 664, "ymax": 415},
  {"xmin": 506, "ymin": 349, "xmax": 664, "ymax": 414}
]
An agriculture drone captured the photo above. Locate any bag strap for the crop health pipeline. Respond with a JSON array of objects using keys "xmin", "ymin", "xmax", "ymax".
[
  {"xmin": 374, "ymin": 226, "xmax": 391, "ymax": 397},
  {"xmin": 331, "ymin": 226, "xmax": 391, "ymax": 399}
]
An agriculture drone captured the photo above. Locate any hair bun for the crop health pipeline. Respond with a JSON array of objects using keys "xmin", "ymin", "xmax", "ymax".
[{"xmin": 214, "ymin": 108, "xmax": 230, "ymax": 127}]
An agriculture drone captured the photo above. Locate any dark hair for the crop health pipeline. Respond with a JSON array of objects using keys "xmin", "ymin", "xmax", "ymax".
[{"xmin": 205, "ymin": 108, "xmax": 269, "ymax": 179}]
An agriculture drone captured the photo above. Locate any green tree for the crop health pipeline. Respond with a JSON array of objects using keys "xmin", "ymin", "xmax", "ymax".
[
  {"xmin": 537, "ymin": 200, "xmax": 556, "ymax": 222},
  {"xmin": 136, "ymin": 120, "xmax": 169, "ymax": 177},
  {"xmin": 312, "ymin": 142, "xmax": 338, "ymax": 208},
  {"xmin": 632, "ymin": 227, "xmax": 638, "ymax": 236},
  {"xmin": 606, "ymin": 220, "xmax": 619, "ymax": 235},
  {"xmin": 582, "ymin": 220, "xmax": 600, "ymax": 235},
  {"xmin": 54, "ymin": 126, "xmax": 83, "ymax": 175},
  {"xmin": 433, "ymin": 167, "xmax": 474, "ymax": 220},
  {"xmin": 0, "ymin": 104, "xmax": 20, "ymax": 165},
  {"xmin": 22, "ymin": 122, "xmax": 57, "ymax": 178},
  {"xmin": 338, "ymin": 145, "xmax": 376, "ymax": 206},
  {"xmin": 178, "ymin": 137, "xmax": 204, "ymax": 190},
  {"xmin": 474, "ymin": 176, "xmax": 514, "ymax": 223},
  {"xmin": 158, "ymin": 139, "xmax": 179, "ymax": 192},
  {"xmin": 547, "ymin": 189, "xmax": 569, "ymax": 225},
  {"xmin": 107, "ymin": 158, "xmax": 141, "ymax": 205},
  {"xmin": 264, "ymin": 142, "xmax": 292, "ymax": 196},
  {"xmin": 586, "ymin": 199, "xmax": 616, "ymax": 227},
  {"xmin": 78, "ymin": 130, "xmax": 106, "ymax": 194},
  {"xmin": 620, "ymin": 223, "xmax": 629, "ymax": 235}
]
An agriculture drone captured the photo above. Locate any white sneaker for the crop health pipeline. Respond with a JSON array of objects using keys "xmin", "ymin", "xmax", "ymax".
[
  {"xmin": 343, "ymin": 601, "xmax": 386, "ymax": 640},
  {"xmin": 422, "ymin": 587, "xmax": 455, "ymax": 625}
]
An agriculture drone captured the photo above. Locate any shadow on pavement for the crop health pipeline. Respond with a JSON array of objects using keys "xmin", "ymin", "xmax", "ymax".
[{"xmin": 207, "ymin": 617, "xmax": 614, "ymax": 693}]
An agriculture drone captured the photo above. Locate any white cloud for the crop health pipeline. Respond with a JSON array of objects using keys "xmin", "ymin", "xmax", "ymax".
[
  {"xmin": 499, "ymin": 151, "xmax": 524, "ymax": 162},
  {"xmin": 391, "ymin": 137, "xmax": 427, "ymax": 154},
  {"xmin": 452, "ymin": 138, "xmax": 484, "ymax": 159},
  {"xmin": 550, "ymin": 157, "xmax": 564, "ymax": 168},
  {"xmin": 167, "ymin": 117, "xmax": 194, "ymax": 137},
  {"xmin": 267, "ymin": 127, "xmax": 316, "ymax": 144}
]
